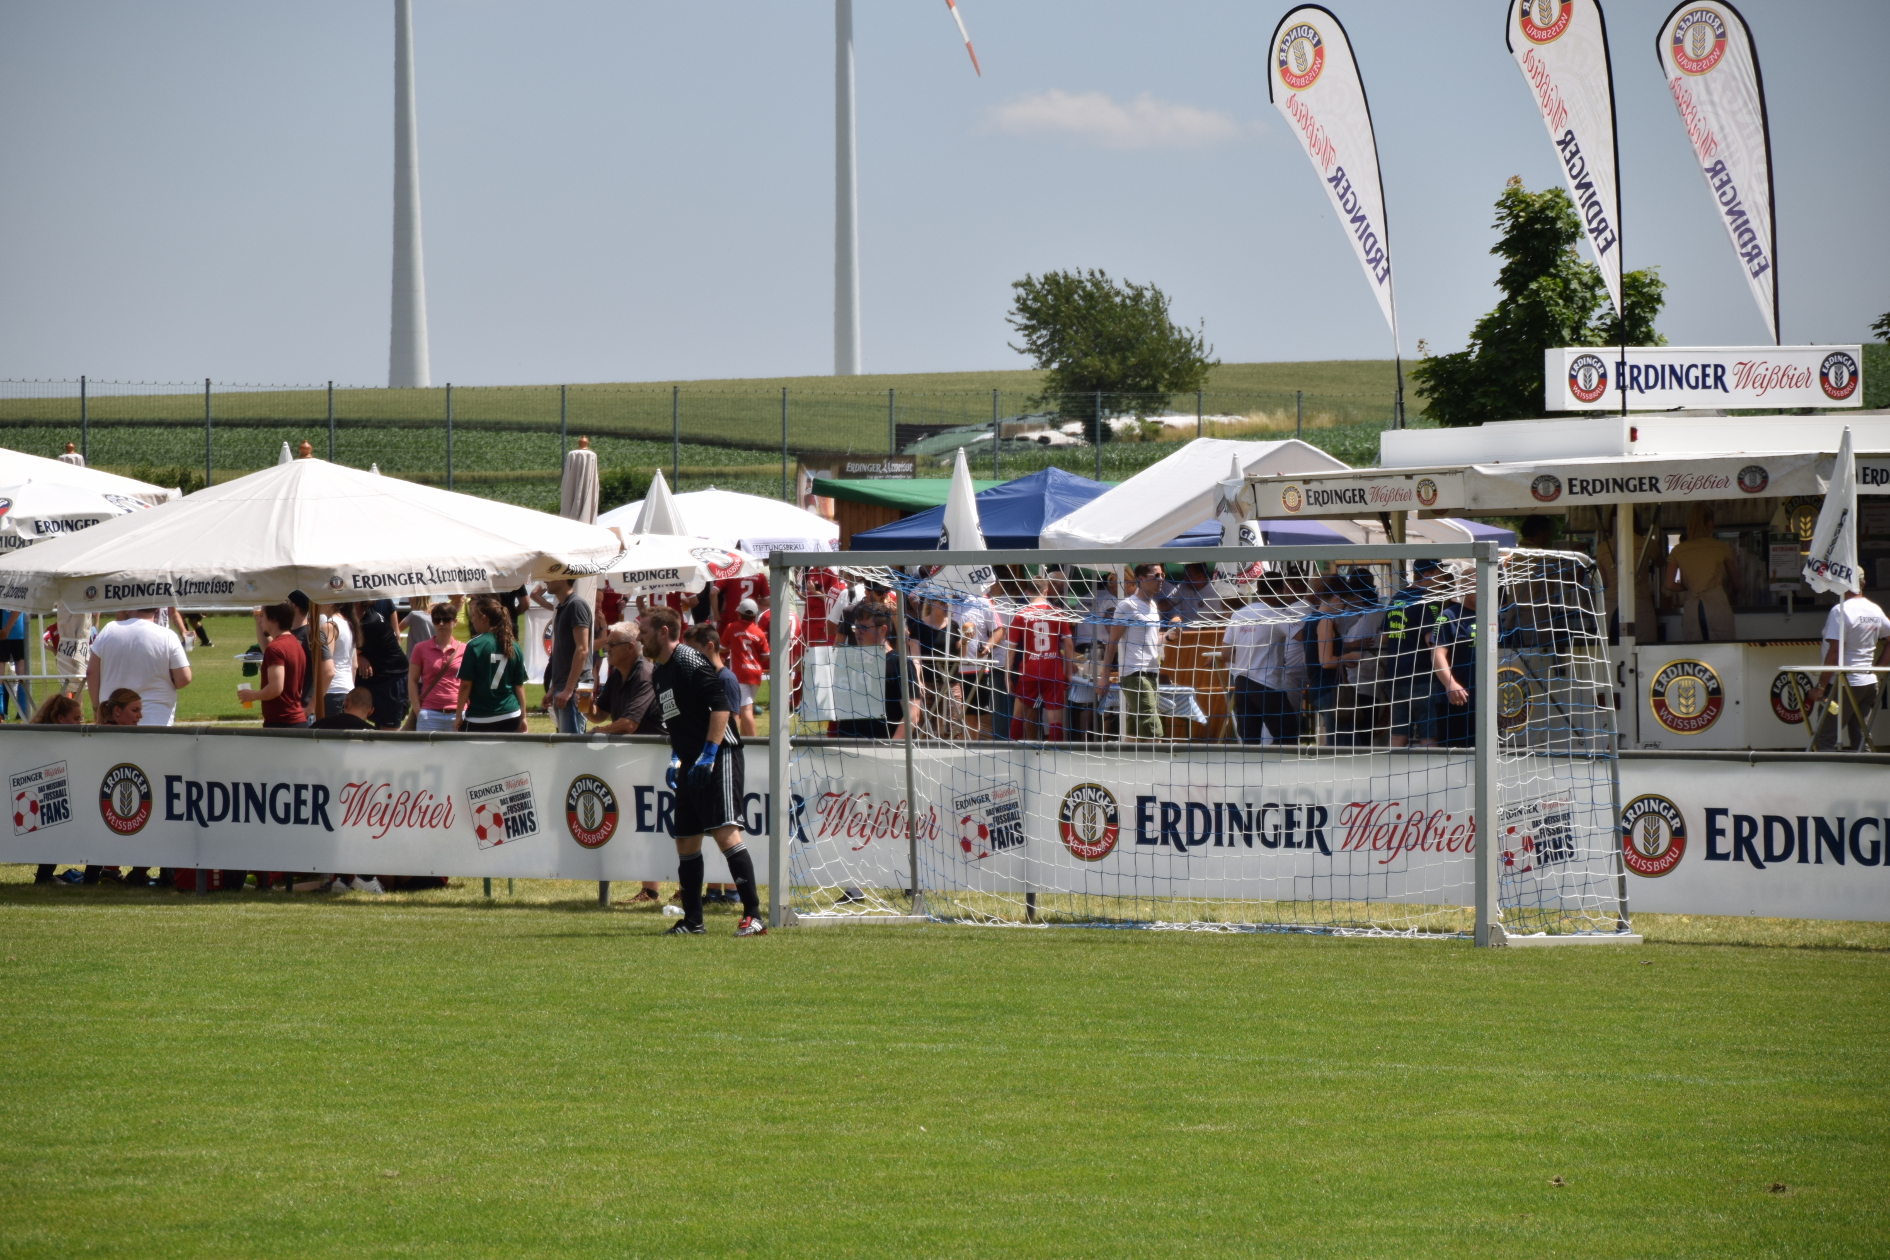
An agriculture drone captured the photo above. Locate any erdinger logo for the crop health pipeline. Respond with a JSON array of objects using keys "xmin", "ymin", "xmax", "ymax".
[
  {"xmin": 1671, "ymin": 7, "xmax": 1727, "ymax": 76},
  {"xmin": 1280, "ymin": 485, "xmax": 1303, "ymax": 514},
  {"xmin": 327, "ymin": 576, "xmax": 346, "ymax": 591},
  {"xmin": 1821, "ymin": 351, "xmax": 1859, "ymax": 401},
  {"xmin": 1415, "ymin": 478, "xmax": 1439, "ymax": 508},
  {"xmin": 1568, "ymin": 353, "xmax": 1608, "ymax": 403},
  {"xmin": 1058, "ymin": 783, "xmax": 1119, "ymax": 862},
  {"xmin": 1649, "ymin": 658, "xmax": 1724, "ymax": 734},
  {"xmin": 99, "ymin": 763, "xmax": 153, "ymax": 836},
  {"xmin": 0, "ymin": 498, "xmax": 10, "ymax": 522},
  {"xmin": 1275, "ymin": 22, "xmax": 1324, "ymax": 92},
  {"xmin": 1519, "ymin": 0, "xmax": 1573, "ymax": 44},
  {"xmin": 83, "ymin": 585, "xmax": 98, "ymax": 601},
  {"xmin": 1771, "ymin": 671, "xmax": 1813, "ymax": 725},
  {"xmin": 1620, "ymin": 794, "xmax": 1687, "ymax": 877},
  {"xmin": 564, "ymin": 774, "xmax": 618, "ymax": 849},
  {"xmin": 1737, "ymin": 464, "xmax": 1769, "ymax": 494},
  {"xmin": 1530, "ymin": 474, "xmax": 1563, "ymax": 503},
  {"xmin": 690, "ymin": 547, "xmax": 744, "ymax": 581},
  {"xmin": 1497, "ymin": 665, "xmax": 1529, "ymax": 733}
]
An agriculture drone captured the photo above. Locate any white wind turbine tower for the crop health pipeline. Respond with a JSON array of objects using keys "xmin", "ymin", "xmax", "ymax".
[
  {"xmin": 832, "ymin": 0, "xmax": 979, "ymax": 376},
  {"xmin": 389, "ymin": 0, "xmax": 431, "ymax": 388}
]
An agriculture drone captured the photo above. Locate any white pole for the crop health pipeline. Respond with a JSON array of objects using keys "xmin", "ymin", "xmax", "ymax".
[
  {"xmin": 833, "ymin": 0, "xmax": 862, "ymax": 376},
  {"xmin": 389, "ymin": 0, "xmax": 432, "ymax": 389},
  {"xmin": 1473, "ymin": 542, "xmax": 1498, "ymax": 947},
  {"xmin": 1616, "ymin": 503, "xmax": 1635, "ymax": 744}
]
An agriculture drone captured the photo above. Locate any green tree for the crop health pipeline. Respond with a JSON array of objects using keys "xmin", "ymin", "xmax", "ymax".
[
  {"xmin": 1412, "ymin": 177, "xmax": 1665, "ymax": 427},
  {"xmin": 1871, "ymin": 310, "xmax": 1889, "ymax": 342},
  {"xmin": 1007, "ymin": 269, "xmax": 1216, "ymax": 441}
]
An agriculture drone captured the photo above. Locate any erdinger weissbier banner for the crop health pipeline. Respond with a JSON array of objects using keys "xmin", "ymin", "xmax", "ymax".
[
  {"xmin": 1267, "ymin": 6, "xmax": 1397, "ymax": 339},
  {"xmin": 1656, "ymin": 2, "xmax": 1777, "ymax": 342},
  {"xmin": 1507, "ymin": 0, "xmax": 1624, "ymax": 316}
]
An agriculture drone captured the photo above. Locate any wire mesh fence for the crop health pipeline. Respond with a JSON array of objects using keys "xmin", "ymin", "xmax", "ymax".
[{"xmin": 0, "ymin": 379, "xmax": 1410, "ymax": 511}]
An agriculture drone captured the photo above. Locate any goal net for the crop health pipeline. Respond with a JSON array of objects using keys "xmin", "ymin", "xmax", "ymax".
[{"xmin": 770, "ymin": 545, "xmax": 1626, "ymax": 938}]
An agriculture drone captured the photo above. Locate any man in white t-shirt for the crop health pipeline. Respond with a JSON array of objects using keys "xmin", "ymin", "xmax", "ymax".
[
  {"xmin": 1108, "ymin": 563, "xmax": 1180, "ymax": 739},
  {"xmin": 1806, "ymin": 590, "xmax": 1890, "ymax": 751},
  {"xmin": 87, "ymin": 609, "xmax": 193, "ymax": 725}
]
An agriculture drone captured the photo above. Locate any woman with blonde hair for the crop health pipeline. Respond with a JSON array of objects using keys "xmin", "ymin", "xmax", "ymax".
[{"xmin": 1664, "ymin": 505, "xmax": 1739, "ymax": 641}]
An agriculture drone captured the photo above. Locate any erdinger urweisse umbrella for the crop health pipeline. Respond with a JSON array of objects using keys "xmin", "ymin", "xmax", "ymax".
[
  {"xmin": 0, "ymin": 457, "xmax": 629, "ymax": 613},
  {"xmin": 0, "ymin": 479, "xmax": 156, "ymax": 552},
  {"xmin": 0, "ymin": 446, "xmax": 178, "ymax": 508},
  {"xmin": 597, "ymin": 477, "xmax": 837, "ymax": 556},
  {"xmin": 605, "ymin": 534, "xmax": 765, "ymax": 597}
]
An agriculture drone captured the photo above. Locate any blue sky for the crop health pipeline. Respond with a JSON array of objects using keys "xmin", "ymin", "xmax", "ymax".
[{"xmin": 1, "ymin": 0, "xmax": 1883, "ymax": 385}]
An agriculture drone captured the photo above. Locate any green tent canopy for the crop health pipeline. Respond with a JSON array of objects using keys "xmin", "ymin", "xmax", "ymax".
[{"xmin": 810, "ymin": 476, "xmax": 1002, "ymax": 512}]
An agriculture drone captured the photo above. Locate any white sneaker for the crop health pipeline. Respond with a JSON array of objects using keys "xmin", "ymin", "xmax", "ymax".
[
  {"xmin": 353, "ymin": 877, "xmax": 386, "ymax": 895},
  {"xmin": 325, "ymin": 875, "xmax": 352, "ymax": 893}
]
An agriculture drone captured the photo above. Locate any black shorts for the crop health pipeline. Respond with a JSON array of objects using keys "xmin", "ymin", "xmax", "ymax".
[
  {"xmin": 0, "ymin": 640, "xmax": 24, "ymax": 663},
  {"xmin": 673, "ymin": 743, "xmax": 744, "ymax": 838}
]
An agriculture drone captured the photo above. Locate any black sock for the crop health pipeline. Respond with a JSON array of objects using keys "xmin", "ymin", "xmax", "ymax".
[
  {"xmin": 722, "ymin": 842, "xmax": 759, "ymax": 918},
  {"xmin": 679, "ymin": 853, "xmax": 705, "ymax": 925}
]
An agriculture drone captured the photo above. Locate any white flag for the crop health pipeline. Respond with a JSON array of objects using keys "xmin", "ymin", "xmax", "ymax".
[
  {"xmin": 1507, "ymin": 0, "xmax": 1624, "ymax": 317},
  {"xmin": 1268, "ymin": 7, "xmax": 1397, "ymax": 341},
  {"xmin": 1803, "ymin": 427, "xmax": 1858, "ymax": 596},
  {"xmin": 928, "ymin": 448, "xmax": 993, "ymax": 599},
  {"xmin": 1656, "ymin": 2, "xmax": 1777, "ymax": 343}
]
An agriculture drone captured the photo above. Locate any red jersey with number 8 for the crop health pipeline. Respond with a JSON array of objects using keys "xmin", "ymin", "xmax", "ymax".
[{"xmin": 1008, "ymin": 601, "xmax": 1071, "ymax": 676}]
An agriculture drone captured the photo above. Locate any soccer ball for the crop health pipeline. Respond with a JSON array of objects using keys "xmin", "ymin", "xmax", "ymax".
[
  {"xmin": 13, "ymin": 789, "xmax": 35, "ymax": 832},
  {"xmin": 473, "ymin": 802, "xmax": 506, "ymax": 845}
]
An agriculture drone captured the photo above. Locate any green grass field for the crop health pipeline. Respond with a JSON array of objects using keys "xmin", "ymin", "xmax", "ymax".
[{"xmin": 0, "ymin": 876, "xmax": 1883, "ymax": 1259}]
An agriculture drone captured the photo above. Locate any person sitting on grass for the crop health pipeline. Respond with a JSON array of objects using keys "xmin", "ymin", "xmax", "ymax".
[{"xmin": 312, "ymin": 686, "xmax": 376, "ymax": 730}]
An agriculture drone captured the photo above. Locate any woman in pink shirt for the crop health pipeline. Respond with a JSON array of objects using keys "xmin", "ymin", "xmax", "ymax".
[{"xmin": 406, "ymin": 602, "xmax": 465, "ymax": 733}]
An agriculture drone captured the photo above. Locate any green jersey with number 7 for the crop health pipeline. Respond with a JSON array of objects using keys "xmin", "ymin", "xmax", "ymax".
[{"xmin": 457, "ymin": 630, "xmax": 528, "ymax": 719}]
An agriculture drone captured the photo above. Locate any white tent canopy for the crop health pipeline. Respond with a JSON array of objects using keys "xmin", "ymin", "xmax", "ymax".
[
  {"xmin": 0, "ymin": 446, "xmax": 178, "ymax": 506},
  {"xmin": 1039, "ymin": 438, "xmax": 1350, "ymax": 549},
  {"xmin": 0, "ymin": 480, "xmax": 158, "ymax": 551},
  {"xmin": 0, "ymin": 458, "xmax": 629, "ymax": 614},
  {"xmin": 598, "ymin": 483, "xmax": 837, "ymax": 556}
]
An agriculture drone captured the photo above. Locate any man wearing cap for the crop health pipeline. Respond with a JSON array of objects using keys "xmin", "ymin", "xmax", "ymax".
[{"xmin": 720, "ymin": 598, "xmax": 770, "ymax": 737}]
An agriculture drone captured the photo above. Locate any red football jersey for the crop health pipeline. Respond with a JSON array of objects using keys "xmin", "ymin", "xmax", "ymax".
[
  {"xmin": 1008, "ymin": 600, "xmax": 1071, "ymax": 671},
  {"xmin": 714, "ymin": 573, "xmax": 770, "ymax": 624},
  {"xmin": 802, "ymin": 570, "xmax": 845, "ymax": 648},
  {"xmin": 721, "ymin": 621, "xmax": 770, "ymax": 687}
]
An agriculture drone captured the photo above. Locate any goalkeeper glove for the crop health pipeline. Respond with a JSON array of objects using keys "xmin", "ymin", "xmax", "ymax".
[
  {"xmin": 687, "ymin": 742, "xmax": 719, "ymax": 790},
  {"xmin": 665, "ymin": 755, "xmax": 681, "ymax": 790}
]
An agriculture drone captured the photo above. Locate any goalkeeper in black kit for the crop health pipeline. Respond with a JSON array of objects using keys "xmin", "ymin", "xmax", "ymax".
[{"xmin": 638, "ymin": 606, "xmax": 766, "ymax": 937}]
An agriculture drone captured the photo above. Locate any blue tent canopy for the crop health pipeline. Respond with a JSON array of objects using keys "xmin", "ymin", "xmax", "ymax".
[{"xmin": 849, "ymin": 467, "xmax": 1118, "ymax": 551}]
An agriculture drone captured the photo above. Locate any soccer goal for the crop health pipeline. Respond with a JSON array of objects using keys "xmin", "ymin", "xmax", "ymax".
[{"xmin": 764, "ymin": 542, "xmax": 1631, "ymax": 944}]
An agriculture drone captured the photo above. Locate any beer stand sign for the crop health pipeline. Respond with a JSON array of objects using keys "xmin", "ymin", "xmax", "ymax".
[{"xmin": 1648, "ymin": 660, "xmax": 1725, "ymax": 734}]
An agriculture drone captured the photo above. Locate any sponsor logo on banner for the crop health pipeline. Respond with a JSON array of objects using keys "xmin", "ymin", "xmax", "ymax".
[
  {"xmin": 99, "ymin": 763, "xmax": 153, "ymax": 835},
  {"xmin": 1497, "ymin": 797, "xmax": 1575, "ymax": 874},
  {"xmin": 1620, "ymin": 794, "xmax": 1687, "ymax": 877},
  {"xmin": 1737, "ymin": 464, "xmax": 1769, "ymax": 494},
  {"xmin": 12, "ymin": 761, "xmax": 70, "ymax": 835},
  {"xmin": 1280, "ymin": 485, "xmax": 1303, "ymax": 514},
  {"xmin": 1568, "ymin": 353, "xmax": 1609, "ymax": 403},
  {"xmin": 1531, "ymin": 474, "xmax": 1563, "ymax": 503},
  {"xmin": 327, "ymin": 576, "xmax": 345, "ymax": 591},
  {"xmin": 564, "ymin": 774, "xmax": 618, "ymax": 849},
  {"xmin": 954, "ymin": 783, "xmax": 1024, "ymax": 860},
  {"xmin": 1415, "ymin": 478, "xmax": 1438, "ymax": 508},
  {"xmin": 1497, "ymin": 666, "xmax": 1529, "ymax": 733},
  {"xmin": 1518, "ymin": 0, "xmax": 1573, "ymax": 44},
  {"xmin": 1275, "ymin": 22, "xmax": 1324, "ymax": 91},
  {"xmin": 1770, "ymin": 672, "xmax": 1813, "ymax": 725},
  {"xmin": 466, "ymin": 772, "xmax": 539, "ymax": 850},
  {"xmin": 1821, "ymin": 352, "xmax": 1859, "ymax": 401},
  {"xmin": 337, "ymin": 780, "xmax": 452, "ymax": 837},
  {"xmin": 1670, "ymin": 7, "xmax": 1727, "ymax": 76},
  {"xmin": 1058, "ymin": 783, "xmax": 1120, "ymax": 862},
  {"xmin": 690, "ymin": 548, "xmax": 744, "ymax": 581},
  {"xmin": 799, "ymin": 789, "xmax": 939, "ymax": 851},
  {"xmin": 1649, "ymin": 659, "xmax": 1724, "ymax": 734}
]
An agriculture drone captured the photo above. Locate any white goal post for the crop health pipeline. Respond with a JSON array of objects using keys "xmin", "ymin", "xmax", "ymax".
[{"xmin": 764, "ymin": 542, "xmax": 1633, "ymax": 945}]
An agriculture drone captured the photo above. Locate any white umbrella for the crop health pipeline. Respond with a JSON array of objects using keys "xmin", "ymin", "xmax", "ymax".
[
  {"xmin": 559, "ymin": 441, "xmax": 602, "ymax": 608},
  {"xmin": 627, "ymin": 469, "xmax": 688, "ymax": 537},
  {"xmin": 0, "ymin": 458, "xmax": 627, "ymax": 614},
  {"xmin": 0, "ymin": 446, "xmax": 177, "ymax": 506},
  {"xmin": 598, "ymin": 482, "xmax": 836, "ymax": 557},
  {"xmin": 607, "ymin": 534, "xmax": 765, "ymax": 597},
  {"xmin": 0, "ymin": 480, "xmax": 154, "ymax": 551},
  {"xmin": 277, "ymin": 442, "xmax": 294, "ymax": 465},
  {"xmin": 1804, "ymin": 427, "xmax": 1858, "ymax": 596},
  {"xmin": 925, "ymin": 448, "xmax": 994, "ymax": 598}
]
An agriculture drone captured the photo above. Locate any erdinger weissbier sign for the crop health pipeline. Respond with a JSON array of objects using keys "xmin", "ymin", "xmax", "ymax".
[
  {"xmin": 1507, "ymin": 0, "xmax": 1624, "ymax": 316},
  {"xmin": 1656, "ymin": 2, "xmax": 1777, "ymax": 342},
  {"xmin": 1267, "ymin": 6, "xmax": 1397, "ymax": 338},
  {"xmin": 1546, "ymin": 344, "xmax": 1864, "ymax": 410}
]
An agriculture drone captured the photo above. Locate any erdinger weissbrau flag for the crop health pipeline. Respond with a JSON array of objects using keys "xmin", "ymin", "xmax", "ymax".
[
  {"xmin": 927, "ymin": 448, "xmax": 993, "ymax": 599},
  {"xmin": 1656, "ymin": 2, "xmax": 1778, "ymax": 342},
  {"xmin": 1507, "ymin": 0, "xmax": 1624, "ymax": 317},
  {"xmin": 1804, "ymin": 427, "xmax": 1859, "ymax": 597},
  {"xmin": 1267, "ymin": 6, "xmax": 1397, "ymax": 340}
]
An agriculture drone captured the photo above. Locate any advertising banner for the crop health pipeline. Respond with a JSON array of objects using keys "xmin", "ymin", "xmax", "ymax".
[
  {"xmin": 1655, "ymin": 2, "xmax": 1777, "ymax": 341},
  {"xmin": 1507, "ymin": 0, "xmax": 1624, "ymax": 316},
  {"xmin": 1267, "ymin": 6, "xmax": 1398, "ymax": 339},
  {"xmin": 1546, "ymin": 344, "xmax": 1863, "ymax": 410}
]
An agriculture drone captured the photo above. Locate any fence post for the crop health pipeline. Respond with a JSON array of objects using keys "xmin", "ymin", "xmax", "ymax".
[
  {"xmin": 991, "ymin": 388, "xmax": 999, "ymax": 480},
  {"xmin": 887, "ymin": 388, "xmax": 895, "ymax": 454},
  {"xmin": 445, "ymin": 383, "xmax": 453, "ymax": 491},
  {"xmin": 1196, "ymin": 389, "xmax": 1203, "ymax": 438},
  {"xmin": 780, "ymin": 386, "xmax": 789, "ymax": 500},
  {"xmin": 1094, "ymin": 390, "xmax": 1102, "ymax": 481},
  {"xmin": 203, "ymin": 378, "xmax": 212, "ymax": 488},
  {"xmin": 327, "ymin": 381, "xmax": 335, "ymax": 462},
  {"xmin": 1296, "ymin": 390, "xmax": 1303, "ymax": 440},
  {"xmin": 671, "ymin": 385, "xmax": 680, "ymax": 486},
  {"xmin": 79, "ymin": 376, "xmax": 87, "ymax": 464},
  {"xmin": 559, "ymin": 384, "xmax": 568, "ymax": 461}
]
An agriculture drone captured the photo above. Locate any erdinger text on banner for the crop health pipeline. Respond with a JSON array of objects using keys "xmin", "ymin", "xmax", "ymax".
[
  {"xmin": 1655, "ymin": 1, "xmax": 1778, "ymax": 342},
  {"xmin": 1507, "ymin": 0, "xmax": 1624, "ymax": 316},
  {"xmin": 1267, "ymin": 6, "xmax": 1397, "ymax": 340},
  {"xmin": 1546, "ymin": 344, "xmax": 1864, "ymax": 410}
]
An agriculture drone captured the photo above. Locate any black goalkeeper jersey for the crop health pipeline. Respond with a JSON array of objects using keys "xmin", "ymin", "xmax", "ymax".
[{"xmin": 651, "ymin": 643, "xmax": 737, "ymax": 762}]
